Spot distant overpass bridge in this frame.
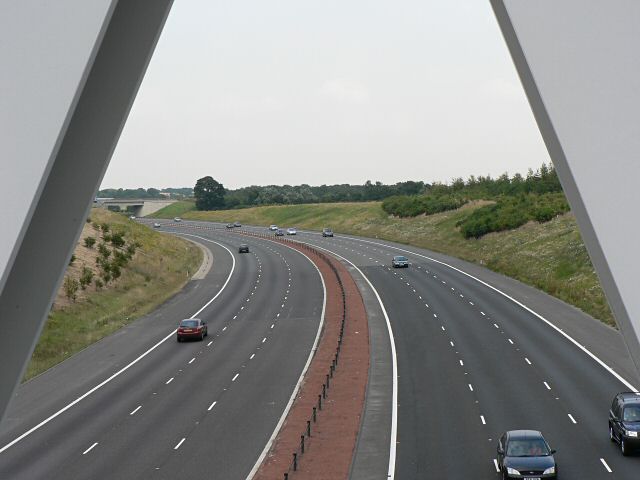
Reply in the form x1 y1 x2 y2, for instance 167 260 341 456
94 198 176 217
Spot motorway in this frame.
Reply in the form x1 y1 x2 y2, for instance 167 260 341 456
0 228 324 479
197 221 640 479
2 219 640 479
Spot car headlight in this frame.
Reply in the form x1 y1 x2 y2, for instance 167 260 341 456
543 466 556 474
506 467 520 475
625 430 638 437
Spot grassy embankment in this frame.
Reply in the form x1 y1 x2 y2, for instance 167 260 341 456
180 202 613 327
151 199 196 219
26 208 202 380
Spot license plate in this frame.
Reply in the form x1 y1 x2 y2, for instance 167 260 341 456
524 477 540 480
183 329 192 332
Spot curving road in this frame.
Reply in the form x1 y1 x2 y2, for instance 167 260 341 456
0 227 324 479
199 221 640 479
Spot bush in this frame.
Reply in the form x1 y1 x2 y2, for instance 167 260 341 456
382 194 466 218
94 278 104 290
84 237 96 249
97 243 111 259
100 223 110 233
63 276 79 302
110 231 126 248
458 193 569 239
79 266 94 290
68 254 76 266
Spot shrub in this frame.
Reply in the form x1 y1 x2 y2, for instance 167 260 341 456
97 243 111 259
63 276 79 302
68 254 76 266
84 237 96 249
79 266 94 290
94 278 104 290
110 231 126 248
100 223 110 233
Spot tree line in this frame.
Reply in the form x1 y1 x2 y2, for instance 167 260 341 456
193 177 428 211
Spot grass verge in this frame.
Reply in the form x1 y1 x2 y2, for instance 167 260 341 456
150 200 196 219
26 209 202 380
181 202 613 327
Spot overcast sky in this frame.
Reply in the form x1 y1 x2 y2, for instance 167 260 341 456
102 0 550 190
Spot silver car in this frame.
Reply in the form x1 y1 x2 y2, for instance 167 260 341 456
392 255 409 268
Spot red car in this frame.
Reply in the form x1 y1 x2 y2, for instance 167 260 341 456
176 318 208 342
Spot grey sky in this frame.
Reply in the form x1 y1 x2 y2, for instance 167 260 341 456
102 0 550 190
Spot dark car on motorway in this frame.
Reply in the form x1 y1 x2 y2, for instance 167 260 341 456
275 229 285 236
392 255 409 268
176 318 208 342
322 228 333 237
497 430 557 478
238 244 249 253
609 392 640 455
226 223 234 229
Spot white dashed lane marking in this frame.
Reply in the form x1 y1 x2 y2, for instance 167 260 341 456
208 401 217 411
129 405 142 416
568 414 577 424
600 458 612 473
166 377 174 385
174 438 186 450
83 442 98 455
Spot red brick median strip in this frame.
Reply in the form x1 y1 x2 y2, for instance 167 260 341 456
244 233 370 480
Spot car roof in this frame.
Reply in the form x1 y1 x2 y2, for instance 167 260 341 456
180 318 200 323
618 392 640 403
394 255 407 259
507 430 544 440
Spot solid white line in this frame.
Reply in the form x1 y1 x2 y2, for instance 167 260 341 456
295 242 399 480
600 458 612 473
493 459 500 472
345 236 638 391
245 242 327 480
568 414 577 424
166 377 174 385
544 381 551 390
232 373 239 382
481 415 486 425
208 401 217 411
83 442 98 455
130 405 142 416
174 438 186 450
0 234 238 456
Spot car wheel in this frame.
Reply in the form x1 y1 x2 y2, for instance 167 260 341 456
200 332 205 341
621 438 629 456
177 337 181 343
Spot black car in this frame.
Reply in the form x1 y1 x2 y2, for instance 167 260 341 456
497 430 557 478
238 244 249 253
226 223 234 229
275 229 284 236
322 228 333 237
609 392 640 455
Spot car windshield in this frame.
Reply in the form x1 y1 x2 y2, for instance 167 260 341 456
180 320 198 328
506 438 550 457
623 405 640 422
395 256 407 261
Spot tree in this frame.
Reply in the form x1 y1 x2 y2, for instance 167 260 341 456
194 176 226 210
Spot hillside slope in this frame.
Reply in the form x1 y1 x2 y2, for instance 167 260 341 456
27 209 202 380
182 202 613 327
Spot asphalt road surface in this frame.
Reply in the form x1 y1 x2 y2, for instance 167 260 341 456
0 227 324 479
203 221 640 479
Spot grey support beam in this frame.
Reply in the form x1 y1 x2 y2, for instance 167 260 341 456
0 0 174 423
491 0 640 377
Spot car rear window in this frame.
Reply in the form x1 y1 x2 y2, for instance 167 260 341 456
180 320 198 328
623 405 640 422
395 256 407 261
